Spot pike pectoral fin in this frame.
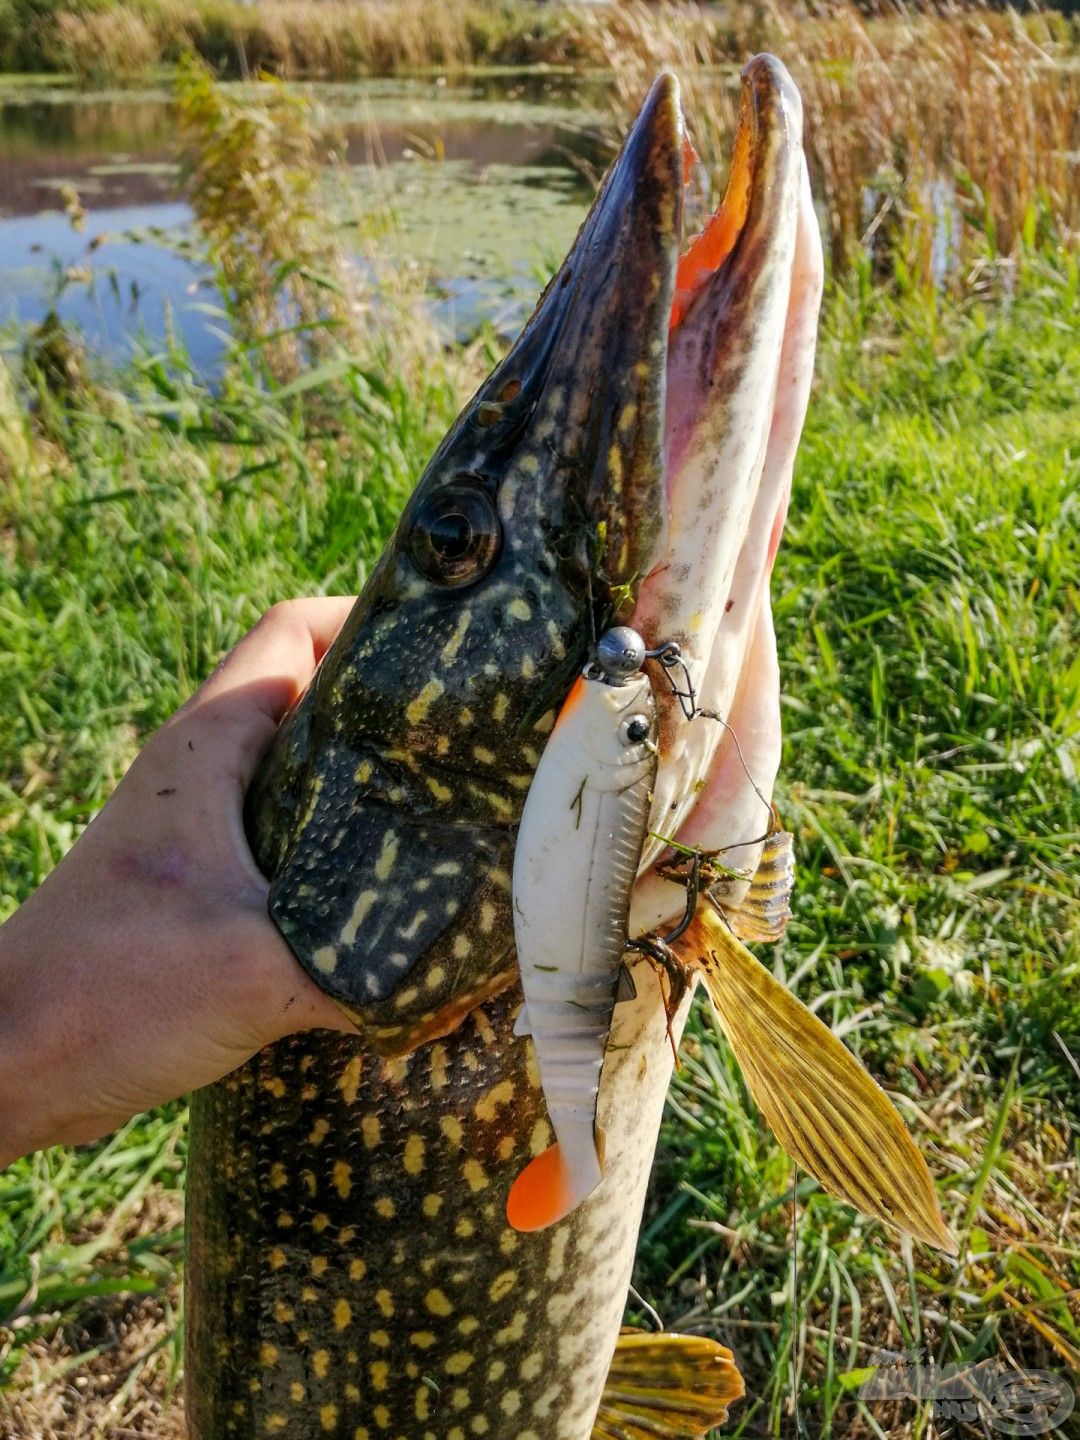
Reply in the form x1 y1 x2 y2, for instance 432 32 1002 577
506 1130 605 1233
592 1330 744 1439
686 906 958 1254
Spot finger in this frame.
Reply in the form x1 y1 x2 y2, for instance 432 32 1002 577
194 597 356 722
151 597 354 795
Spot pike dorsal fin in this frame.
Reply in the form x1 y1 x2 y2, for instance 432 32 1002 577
592 1330 744 1438
715 825 795 943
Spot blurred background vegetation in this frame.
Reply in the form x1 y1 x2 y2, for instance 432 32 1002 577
0 2 1077 1437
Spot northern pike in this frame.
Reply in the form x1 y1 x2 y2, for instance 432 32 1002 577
185 57 952 1440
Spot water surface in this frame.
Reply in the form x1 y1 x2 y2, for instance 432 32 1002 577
0 72 609 370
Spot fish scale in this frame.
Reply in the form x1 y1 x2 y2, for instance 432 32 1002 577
187 978 690 1440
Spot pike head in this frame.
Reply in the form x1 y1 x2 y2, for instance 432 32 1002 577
247 75 684 1053
247 57 824 1052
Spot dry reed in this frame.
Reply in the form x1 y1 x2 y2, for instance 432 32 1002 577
589 1 1079 285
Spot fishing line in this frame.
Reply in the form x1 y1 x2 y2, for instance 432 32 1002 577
645 639 775 823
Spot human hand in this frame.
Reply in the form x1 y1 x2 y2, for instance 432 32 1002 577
0 599 357 1167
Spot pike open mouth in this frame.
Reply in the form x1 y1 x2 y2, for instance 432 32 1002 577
630 55 823 933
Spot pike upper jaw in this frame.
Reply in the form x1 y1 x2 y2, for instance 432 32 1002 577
631 56 824 934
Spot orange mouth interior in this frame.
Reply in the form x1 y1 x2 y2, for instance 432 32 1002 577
669 85 756 330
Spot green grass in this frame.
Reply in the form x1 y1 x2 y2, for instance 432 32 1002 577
632 253 1080 1434
1 245 1078 1433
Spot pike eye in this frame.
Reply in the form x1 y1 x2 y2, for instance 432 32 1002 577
407 481 502 589
622 714 651 745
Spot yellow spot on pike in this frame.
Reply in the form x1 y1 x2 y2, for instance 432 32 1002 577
338 1055 363 1105
290 1382 305 1402
410 1331 437 1349
319 1403 339 1431
474 1078 513 1122
495 1311 527 1345
492 693 509 722
262 1076 286 1100
274 1301 294 1324
472 745 496 765
429 1042 449 1090
488 1270 517 1302
369 1361 389 1391
479 902 497 934
375 830 399 882
349 1257 366 1281
462 1159 489 1192
422 1193 442 1217
333 1160 352 1198
362 1115 381 1148
508 597 531 621
334 1300 352 1331
313 1350 330 1379
529 1119 551 1155
370 1329 389 1347
260 1343 278 1367
426 776 454 803
441 1116 463 1146
373 1407 390 1430
425 1288 453 1316
440 612 472 663
311 1257 328 1277
269 1162 287 1189
501 1392 520 1416
458 1315 480 1336
374 1196 395 1219
309 1117 330 1146
312 945 337 975
404 1134 425 1175
265 1417 287 1433
520 1351 543 1380
340 890 377 947
375 1289 395 1318
407 678 444 726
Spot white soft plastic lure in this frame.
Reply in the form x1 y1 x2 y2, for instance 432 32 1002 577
506 629 658 1233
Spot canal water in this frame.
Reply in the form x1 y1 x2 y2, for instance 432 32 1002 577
0 71 609 373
